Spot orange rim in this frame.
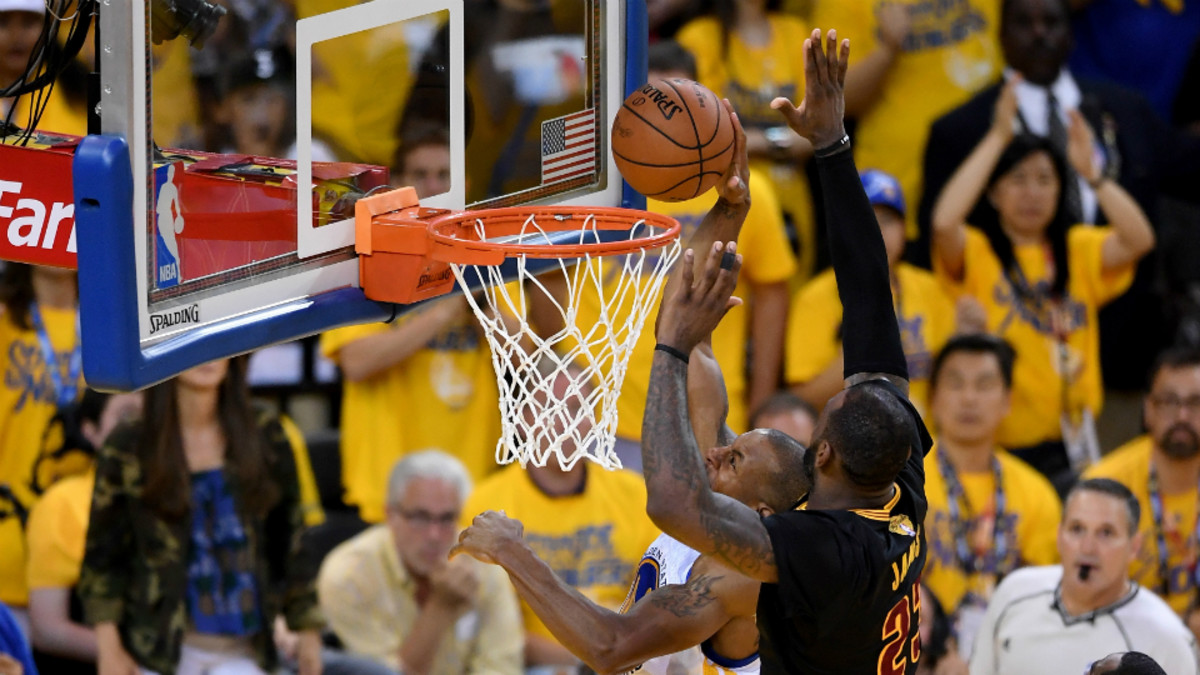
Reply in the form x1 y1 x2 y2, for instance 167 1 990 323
425 206 681 263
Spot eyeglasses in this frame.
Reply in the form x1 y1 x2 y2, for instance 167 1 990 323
1149 394 1200 414
393 508 460 528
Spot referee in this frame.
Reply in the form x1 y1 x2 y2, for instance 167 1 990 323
644 28 932 674
968 479 1198 675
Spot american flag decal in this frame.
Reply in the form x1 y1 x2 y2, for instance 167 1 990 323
541 109 597 184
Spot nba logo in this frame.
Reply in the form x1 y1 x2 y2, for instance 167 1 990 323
154 162 186 289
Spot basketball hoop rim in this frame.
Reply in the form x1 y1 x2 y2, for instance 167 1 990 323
425 205 681 262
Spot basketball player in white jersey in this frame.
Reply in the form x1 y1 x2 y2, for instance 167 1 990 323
453 105 810 673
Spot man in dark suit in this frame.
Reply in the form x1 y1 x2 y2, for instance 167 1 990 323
917 0 1200 392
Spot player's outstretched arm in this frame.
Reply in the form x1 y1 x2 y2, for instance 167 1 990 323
771 29 909 396
451 512 755 675
645 243 779 583
656 100 751 333
688 340 736 451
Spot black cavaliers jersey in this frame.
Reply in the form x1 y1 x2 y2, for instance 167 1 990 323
756 382 931 674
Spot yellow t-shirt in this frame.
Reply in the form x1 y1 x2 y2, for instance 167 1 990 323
322 313 502 523
462 464 659 642
573 170 796 439
298 0 415 165
813 0 1002 239
785 262 954 417
1084 436 1197 615
0 306 84 606
150 39 201 148
4 86 88 137
25 470 93 591
923 446 1061 612
676 15 818 280
935 226 1135 448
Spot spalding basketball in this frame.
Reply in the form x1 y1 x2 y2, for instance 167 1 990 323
611 78 735 202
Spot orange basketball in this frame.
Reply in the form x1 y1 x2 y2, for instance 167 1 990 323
611 78 735 202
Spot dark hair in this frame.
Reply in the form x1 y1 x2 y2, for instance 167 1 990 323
760 429 810 510
1149 346 1200 388
1112 652 1167 675
392 122 451 176
713 0 783 58
930 333 1017 391
749 391 818 431
817 382 913 490
139 357 279 521
0 263 35 330
981 133 1072 301
1067 478 1140 534
647 40 697 80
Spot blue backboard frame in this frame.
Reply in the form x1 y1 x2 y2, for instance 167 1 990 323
75 0 647 391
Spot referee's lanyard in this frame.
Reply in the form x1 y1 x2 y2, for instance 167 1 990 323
1147 465 1200 596
30 303 82 408
939 451 1011 582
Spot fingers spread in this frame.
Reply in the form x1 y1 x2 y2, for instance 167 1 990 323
680 248 696 290
826 29 839 84
702 242 725 290
769 96 795 111
805 34 824 87
838 39 850 84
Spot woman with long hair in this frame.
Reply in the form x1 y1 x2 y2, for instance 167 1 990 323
931 79 1155 489
79 358 323 675
0 262 81 635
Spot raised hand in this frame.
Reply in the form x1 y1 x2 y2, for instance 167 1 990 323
990 77 1019 144
451 510 525 566
769 29 850 149
716 99 750 206
655 241 743 354
1066 108 1101 184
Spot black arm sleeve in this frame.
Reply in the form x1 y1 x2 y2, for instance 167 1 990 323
815 149 908 381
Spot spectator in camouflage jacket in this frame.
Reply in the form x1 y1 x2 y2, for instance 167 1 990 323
78 357 323 675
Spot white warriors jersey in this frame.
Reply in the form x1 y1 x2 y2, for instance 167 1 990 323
620 533 761 675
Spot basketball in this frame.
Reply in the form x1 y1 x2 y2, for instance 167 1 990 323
611 78 735 202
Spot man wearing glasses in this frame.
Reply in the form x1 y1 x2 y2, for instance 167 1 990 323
317 451 522 675
1085 347 1200 643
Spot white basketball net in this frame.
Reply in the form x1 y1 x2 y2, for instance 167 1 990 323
450 212 682 471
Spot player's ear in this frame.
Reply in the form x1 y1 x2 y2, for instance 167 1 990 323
756 502 775 518
814 440 833 469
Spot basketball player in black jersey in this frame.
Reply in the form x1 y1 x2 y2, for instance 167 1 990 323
644 29 932 674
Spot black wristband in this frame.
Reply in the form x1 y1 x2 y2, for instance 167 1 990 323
655 344 690 364
814 133 851 159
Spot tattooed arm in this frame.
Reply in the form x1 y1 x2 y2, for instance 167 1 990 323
451 512 757 675
645 241 780 583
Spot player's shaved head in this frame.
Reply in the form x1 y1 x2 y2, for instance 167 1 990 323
813 381 913 490
760 429 810 510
